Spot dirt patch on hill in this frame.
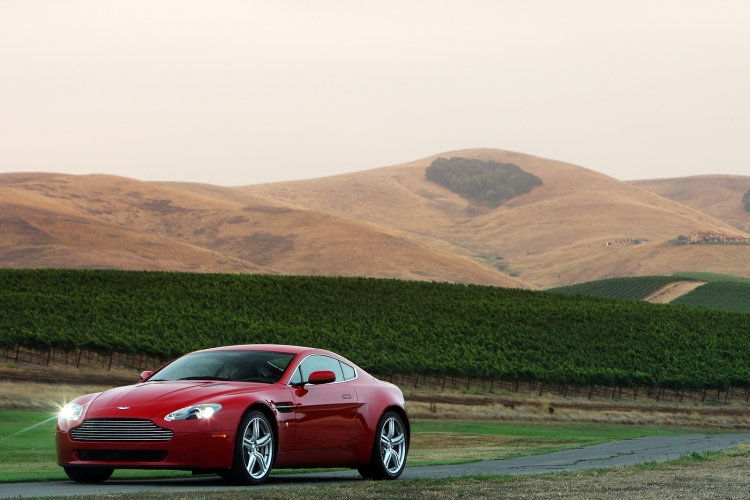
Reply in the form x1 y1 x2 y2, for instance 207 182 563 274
642 280 707 303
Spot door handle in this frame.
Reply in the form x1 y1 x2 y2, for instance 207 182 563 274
342 394 353 399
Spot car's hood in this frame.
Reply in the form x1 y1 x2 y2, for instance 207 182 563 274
85 381 270 417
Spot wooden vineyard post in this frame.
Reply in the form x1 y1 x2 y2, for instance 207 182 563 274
633 384 639 401
466 377 471 391
725 388 730 404
563 386 569 398
656 386 662 402
539 381 545 397
489 377 494 393
14 346 20 364
588 384 594 400
138 354 144 371
702 388 707 403
611 385 616 399
108 354 113 371
441 374 447 390
680 387 686 403
76 349 83 368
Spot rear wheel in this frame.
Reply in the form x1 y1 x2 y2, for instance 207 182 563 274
63 466 113 483
226 410 275 485
358 411 408 480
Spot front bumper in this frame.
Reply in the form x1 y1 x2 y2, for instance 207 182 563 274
56 429 236 470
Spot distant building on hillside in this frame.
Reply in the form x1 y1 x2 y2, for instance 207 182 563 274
633 239 648 245
689 230 750 244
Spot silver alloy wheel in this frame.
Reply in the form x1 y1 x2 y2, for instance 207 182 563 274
242 416 273 480
379 416 406 474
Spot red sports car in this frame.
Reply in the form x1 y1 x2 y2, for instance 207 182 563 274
56 344 409 485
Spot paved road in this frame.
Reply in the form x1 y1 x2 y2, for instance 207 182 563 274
3 434 749 498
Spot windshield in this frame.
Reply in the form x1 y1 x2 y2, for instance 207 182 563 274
149 350 295 384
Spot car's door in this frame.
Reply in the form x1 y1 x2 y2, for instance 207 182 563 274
290 354 359 451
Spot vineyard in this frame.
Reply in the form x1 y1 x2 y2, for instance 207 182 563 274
672 272 750 284
2 269 750 394
549 276 692 300
671 282 750 314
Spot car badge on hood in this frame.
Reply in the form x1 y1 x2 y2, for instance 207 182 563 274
118 407 130 410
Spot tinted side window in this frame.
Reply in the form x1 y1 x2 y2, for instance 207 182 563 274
299 355 344 382
340 361 356 381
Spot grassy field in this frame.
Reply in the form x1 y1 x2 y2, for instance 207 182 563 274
0 409 717 484
14 442 750 499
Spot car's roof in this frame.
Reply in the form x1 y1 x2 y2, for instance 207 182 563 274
199 344 315 356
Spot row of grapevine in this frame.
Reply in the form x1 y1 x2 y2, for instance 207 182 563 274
1 269 749 391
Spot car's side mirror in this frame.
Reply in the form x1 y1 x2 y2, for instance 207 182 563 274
307 370 336 385
140 370 154 382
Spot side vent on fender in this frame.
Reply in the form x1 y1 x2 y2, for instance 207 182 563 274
272 402 295 413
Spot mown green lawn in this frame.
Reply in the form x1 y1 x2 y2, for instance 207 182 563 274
0 409 713 483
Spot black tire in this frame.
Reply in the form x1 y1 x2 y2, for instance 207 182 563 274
226 410 275 486
358 411 408 480
63 466 113 483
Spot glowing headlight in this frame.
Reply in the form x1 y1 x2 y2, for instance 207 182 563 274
59 403 84 421
164 403 222 421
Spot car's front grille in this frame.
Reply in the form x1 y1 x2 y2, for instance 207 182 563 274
70 419 173 442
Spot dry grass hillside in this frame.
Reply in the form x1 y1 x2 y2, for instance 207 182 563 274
0 176 264 274
0 173 528 287
237 149 750 288
631 175 750 233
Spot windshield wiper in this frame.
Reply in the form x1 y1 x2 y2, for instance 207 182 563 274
177 376 231 381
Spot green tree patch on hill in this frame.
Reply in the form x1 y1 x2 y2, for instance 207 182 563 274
743 188 750 212
426 157 543 206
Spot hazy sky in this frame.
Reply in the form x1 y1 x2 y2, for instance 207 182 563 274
1 1 749 186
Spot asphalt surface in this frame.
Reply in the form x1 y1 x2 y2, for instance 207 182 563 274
2 433 750 498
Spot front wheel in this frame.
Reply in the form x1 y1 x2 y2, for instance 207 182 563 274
358 411 408 480
63 466 113 483
226 410 275 485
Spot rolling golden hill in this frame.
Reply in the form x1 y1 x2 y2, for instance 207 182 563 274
0 172 528 287
630 175 750 234
4 149 748 288
236 148 750 287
